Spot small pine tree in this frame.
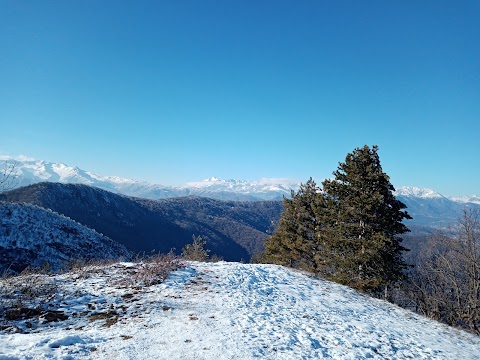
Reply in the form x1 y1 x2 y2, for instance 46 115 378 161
262 178 322 272
182 235 210 261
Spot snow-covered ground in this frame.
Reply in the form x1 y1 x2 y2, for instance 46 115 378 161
1 261 479 359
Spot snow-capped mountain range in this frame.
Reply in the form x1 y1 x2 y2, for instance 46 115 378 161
3 158 299 201
3 157 479 204
2 157 478 203
393 186 446 199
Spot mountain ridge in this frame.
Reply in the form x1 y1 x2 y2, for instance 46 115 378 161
4 158 480 232
1 182 283 264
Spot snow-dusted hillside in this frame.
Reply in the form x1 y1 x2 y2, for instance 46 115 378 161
0 261 479 359
0 202 131 272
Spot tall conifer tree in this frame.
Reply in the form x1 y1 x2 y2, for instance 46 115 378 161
321 145 411 294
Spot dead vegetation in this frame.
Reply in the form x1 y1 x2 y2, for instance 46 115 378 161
0 267 57 314
0 253 183 333
402 209 480 335
113 252 183 288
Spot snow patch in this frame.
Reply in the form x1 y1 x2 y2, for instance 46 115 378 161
48 335 86 348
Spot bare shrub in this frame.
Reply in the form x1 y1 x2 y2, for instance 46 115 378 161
0 160 18 192
0 270 57 322
117 252 183 288
61 257 120 279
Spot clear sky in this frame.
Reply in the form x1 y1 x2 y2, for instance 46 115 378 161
1 1 479 196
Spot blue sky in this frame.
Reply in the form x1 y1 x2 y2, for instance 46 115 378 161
1 1 479 196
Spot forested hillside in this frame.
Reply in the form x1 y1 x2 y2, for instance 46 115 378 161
1 183 282 262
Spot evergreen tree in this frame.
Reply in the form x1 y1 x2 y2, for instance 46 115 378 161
262 178 322 272
321 145 411 294
182 235 210 261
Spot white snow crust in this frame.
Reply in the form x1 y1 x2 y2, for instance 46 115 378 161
1 261 479 359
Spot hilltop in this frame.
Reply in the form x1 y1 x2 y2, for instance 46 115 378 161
1 261 479 359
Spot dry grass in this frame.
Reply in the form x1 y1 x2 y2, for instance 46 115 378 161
60 257 123 280
0 269 58 325
0 253 183 331
117 252 184 288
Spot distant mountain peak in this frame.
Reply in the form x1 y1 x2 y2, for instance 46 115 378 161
205 176 220 182
198 177 246 185
394 186 445 199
